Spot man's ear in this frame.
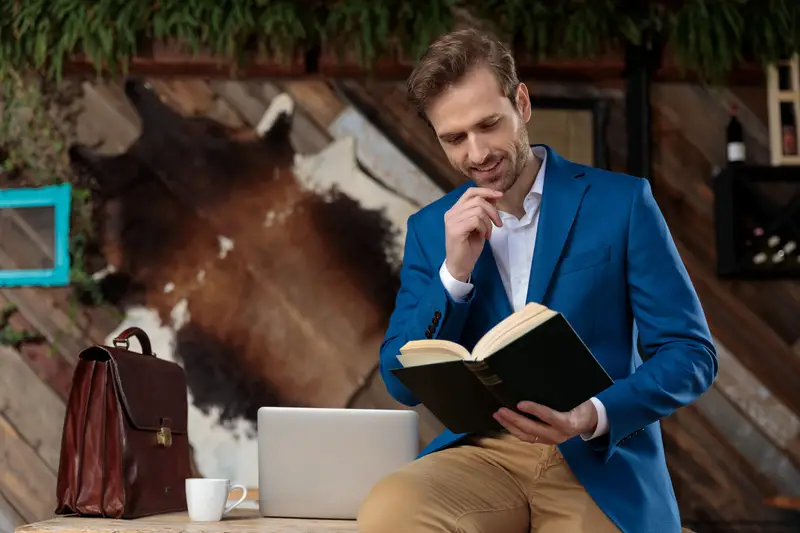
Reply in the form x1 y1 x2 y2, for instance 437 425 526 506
515 83 532 123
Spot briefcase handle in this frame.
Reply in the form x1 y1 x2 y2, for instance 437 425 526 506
112 327 155 356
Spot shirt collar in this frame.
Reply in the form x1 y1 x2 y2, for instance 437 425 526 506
497 146 546 224
519 145 546 216
529 145 546 199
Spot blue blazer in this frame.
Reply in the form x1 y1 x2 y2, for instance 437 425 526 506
379 145 718 533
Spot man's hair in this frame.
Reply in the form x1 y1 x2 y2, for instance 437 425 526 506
406 28 519 122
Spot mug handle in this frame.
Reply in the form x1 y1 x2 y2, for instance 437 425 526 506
224 485 248 515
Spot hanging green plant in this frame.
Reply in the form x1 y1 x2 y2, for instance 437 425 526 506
0 0 799 83
0 0 797 317
0 68 102 304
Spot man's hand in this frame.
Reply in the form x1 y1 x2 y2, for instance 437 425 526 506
444 188 503 282
493 400 598 445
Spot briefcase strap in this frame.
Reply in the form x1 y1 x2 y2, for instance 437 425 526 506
112 327 155 357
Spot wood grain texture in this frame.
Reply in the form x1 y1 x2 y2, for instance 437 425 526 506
661 405 780 522
280 81 345 130
6 75 792 527
712 340 800 467
0 412 57 523
334 80 464 192
208 81 271 129
651 85 800 347
0 287 83 364
327 106 444 209
0 346 66 472
15 510 357 533
764 495 800 510
0 491 24 533
76 82 140 155
0 294 74 402
658 181 800 417
259 83 335 155
692 384 800 493
0 287 118 366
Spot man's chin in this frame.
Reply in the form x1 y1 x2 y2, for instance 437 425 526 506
467 160 510 190
471 173 509 192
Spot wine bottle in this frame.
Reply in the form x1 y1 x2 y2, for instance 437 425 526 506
726 104 746 164
773 239 797 264
748 227 768 265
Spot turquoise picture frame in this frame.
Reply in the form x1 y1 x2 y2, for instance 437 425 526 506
0 183 72 287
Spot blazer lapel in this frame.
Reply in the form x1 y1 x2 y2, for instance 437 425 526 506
526 146 589 305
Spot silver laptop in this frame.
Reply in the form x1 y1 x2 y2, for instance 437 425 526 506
257 406 419 519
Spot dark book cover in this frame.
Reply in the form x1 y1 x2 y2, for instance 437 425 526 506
390 313 614 434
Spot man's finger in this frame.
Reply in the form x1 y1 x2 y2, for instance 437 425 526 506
457 214 492 240
494 410 562 444
517 402 564 428
460 197 503 227
454 203 501 231
455 187 503 206
454 206 494 233
496 408 559 439
495 416 530 442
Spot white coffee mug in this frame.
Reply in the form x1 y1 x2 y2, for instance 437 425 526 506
185 478 248 522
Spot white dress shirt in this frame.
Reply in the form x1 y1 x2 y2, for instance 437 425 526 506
438 146 608 441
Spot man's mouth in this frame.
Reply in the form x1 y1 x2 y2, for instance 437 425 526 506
473 159 501 174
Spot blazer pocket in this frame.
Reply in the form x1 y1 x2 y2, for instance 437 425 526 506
558 245 611 275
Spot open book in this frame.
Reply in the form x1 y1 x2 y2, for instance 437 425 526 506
390 303 613 434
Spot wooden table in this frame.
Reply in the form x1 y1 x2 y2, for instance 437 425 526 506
14 509 358 533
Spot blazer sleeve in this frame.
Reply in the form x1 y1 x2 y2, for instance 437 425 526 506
593 178 718 461
378 213 475 406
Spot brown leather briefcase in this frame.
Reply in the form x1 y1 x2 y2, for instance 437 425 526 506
55 326 192 518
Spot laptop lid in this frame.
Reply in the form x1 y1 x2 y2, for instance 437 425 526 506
257 407 419 519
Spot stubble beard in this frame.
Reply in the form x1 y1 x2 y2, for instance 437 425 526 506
493 131 531 193
452 125 531 192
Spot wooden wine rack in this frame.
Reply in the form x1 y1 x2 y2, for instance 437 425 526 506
714 164 800 279
766 54 800 166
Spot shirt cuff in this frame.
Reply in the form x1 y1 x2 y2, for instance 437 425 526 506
439 260 473 302
580 397 609 441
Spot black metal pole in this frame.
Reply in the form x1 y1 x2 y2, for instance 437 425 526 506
625 39 660 362
624 42 659 183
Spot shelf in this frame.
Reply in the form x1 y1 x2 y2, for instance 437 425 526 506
775 155 800 166
714 165 800 279
777 92 800 101
767 55 800 166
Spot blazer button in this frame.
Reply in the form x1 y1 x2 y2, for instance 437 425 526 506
432 316 439 326
424 331 432 339
434 310 441 319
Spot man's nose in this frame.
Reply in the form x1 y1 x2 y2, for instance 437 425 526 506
467 137 490 165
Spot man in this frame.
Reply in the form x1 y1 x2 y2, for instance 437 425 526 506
358 28 717 533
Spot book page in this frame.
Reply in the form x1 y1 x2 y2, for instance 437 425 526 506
472 303 556 360
397 339 472 367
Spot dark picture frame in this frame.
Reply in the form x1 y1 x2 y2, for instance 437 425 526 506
528 97 610 170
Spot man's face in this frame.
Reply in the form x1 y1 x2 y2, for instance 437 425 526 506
426 65 532 192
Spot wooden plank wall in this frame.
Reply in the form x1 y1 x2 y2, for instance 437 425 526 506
2 74 797 528
0 239 118 531
1 77 447 527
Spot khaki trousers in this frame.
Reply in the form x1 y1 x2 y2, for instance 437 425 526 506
357 432 622 533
